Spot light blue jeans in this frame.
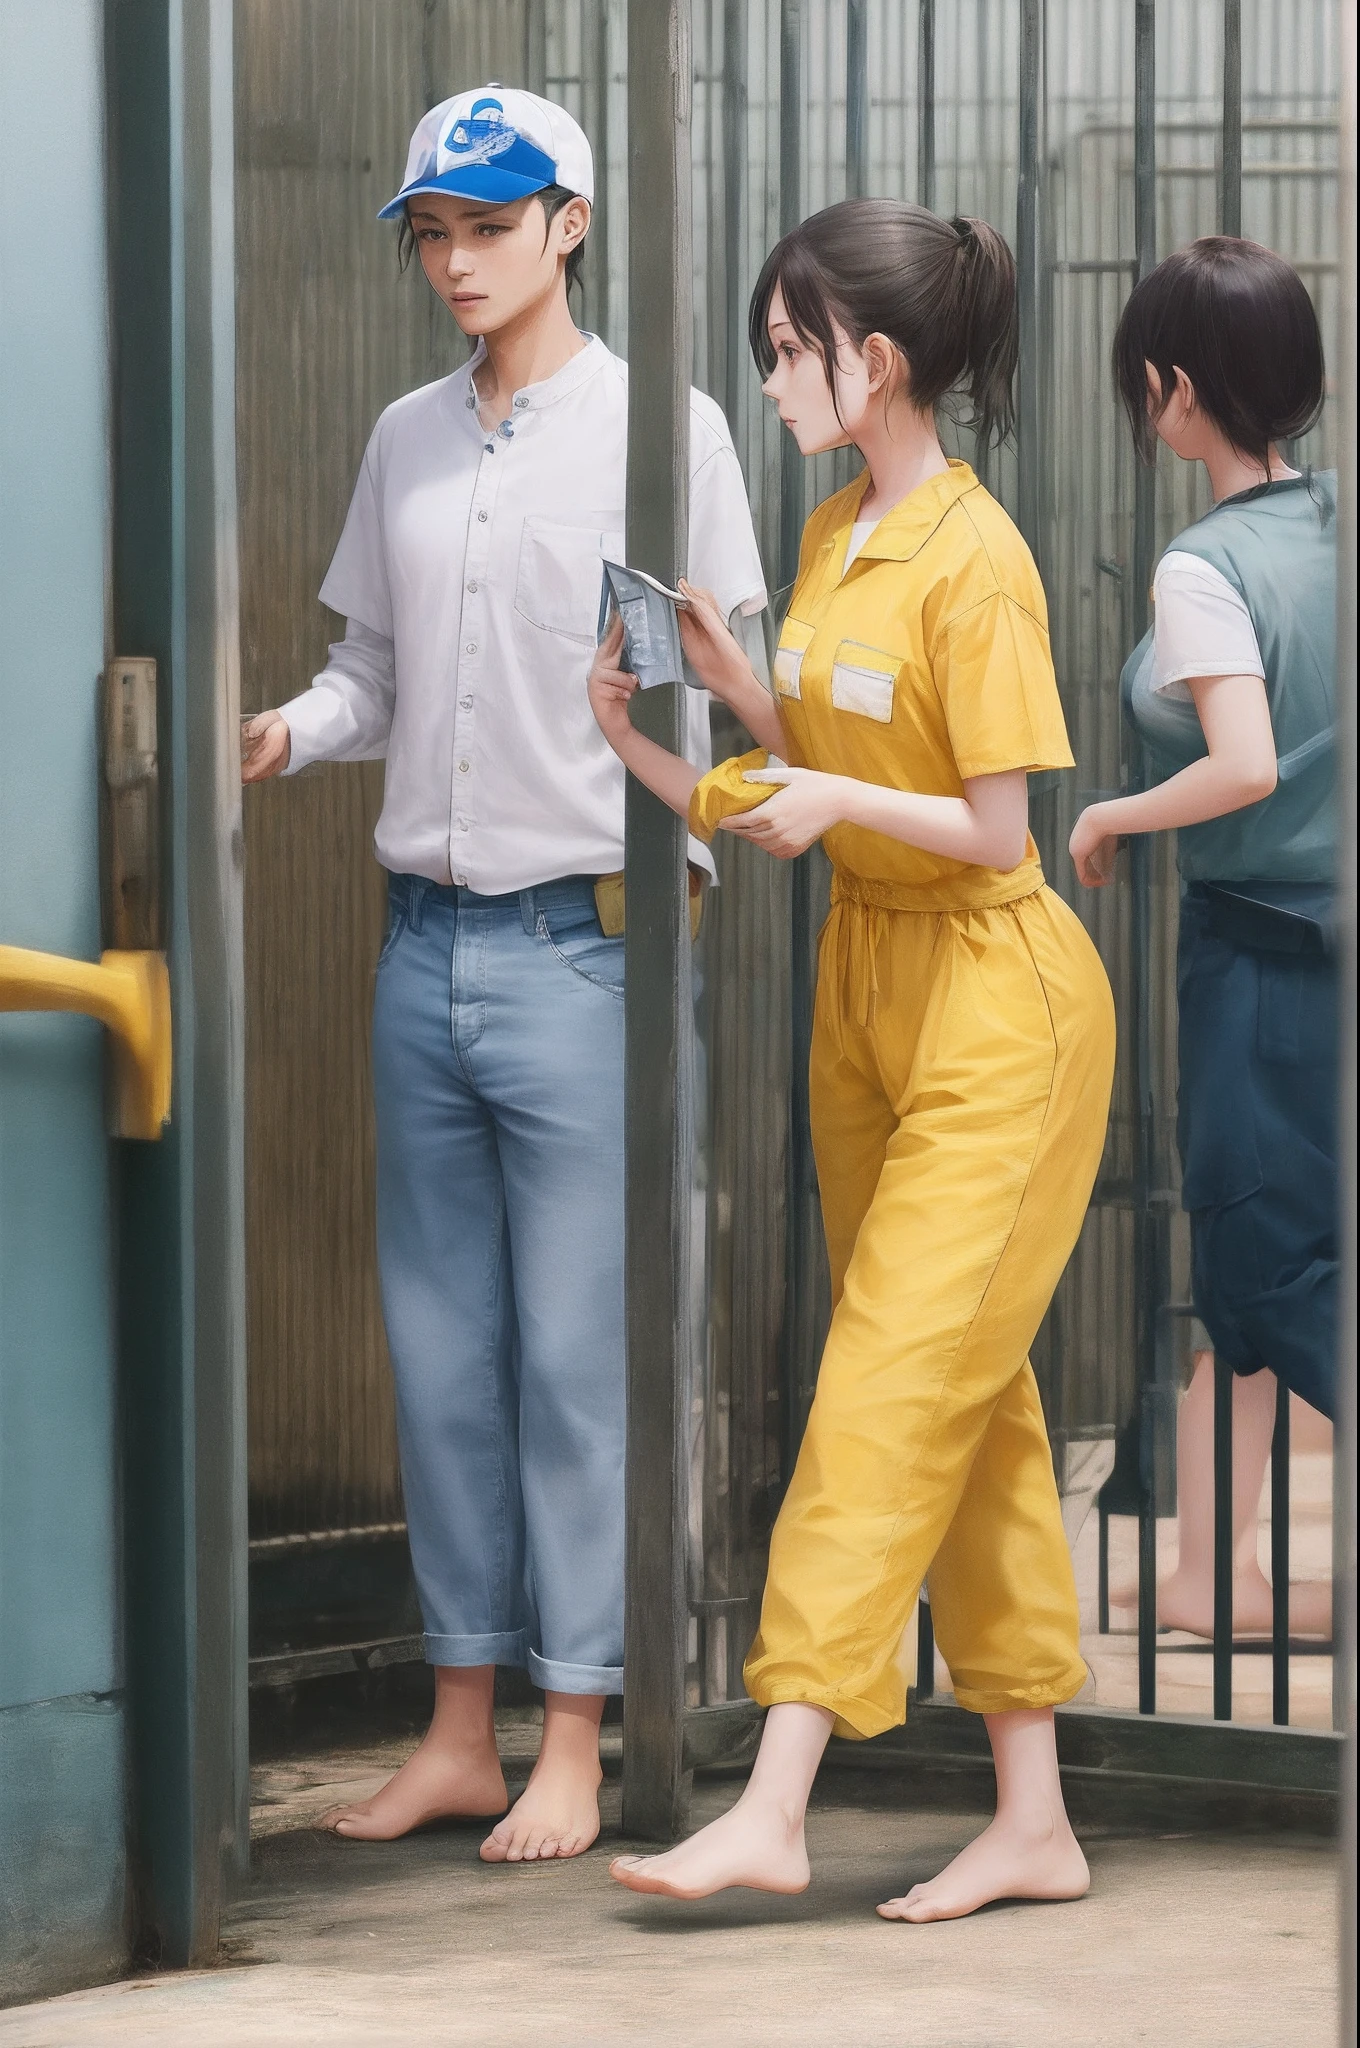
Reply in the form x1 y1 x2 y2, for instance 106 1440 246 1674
372 872 625 1693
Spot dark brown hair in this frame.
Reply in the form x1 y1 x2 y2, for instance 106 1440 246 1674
397 184 587 294
1113 237 1325 469
748 198 1019 445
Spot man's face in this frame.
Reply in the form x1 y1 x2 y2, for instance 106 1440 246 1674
408 190 590 337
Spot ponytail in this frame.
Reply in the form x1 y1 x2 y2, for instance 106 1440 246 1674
948 216 1018 446
749 198 1019 447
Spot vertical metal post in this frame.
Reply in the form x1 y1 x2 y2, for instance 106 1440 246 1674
1015 0 1042 557
1131 0 1160 1719
778 0 803 589
1221 0 1242 239
621 0 695 1845
845 0 868 201
1271 1376 1291 1725
722 0 748 426
1212 1356 1234 1719
1334 4 1356 2035
915 1600 936 1700
917 0 935 212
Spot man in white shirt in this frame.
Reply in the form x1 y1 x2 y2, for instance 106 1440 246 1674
243 87 766 1861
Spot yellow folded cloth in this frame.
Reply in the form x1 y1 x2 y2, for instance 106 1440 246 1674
687 749 788 844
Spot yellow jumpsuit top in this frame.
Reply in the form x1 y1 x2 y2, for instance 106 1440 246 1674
692 462 1117 1740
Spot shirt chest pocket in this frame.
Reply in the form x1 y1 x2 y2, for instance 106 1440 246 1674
515 514 625 645
830 640 901 724
773 616 815 700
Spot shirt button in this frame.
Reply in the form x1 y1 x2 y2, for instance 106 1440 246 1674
457 817 469 831
467 580 478 594
477 510 488 523
453 873 467 885
458 760 470 774
513 394 529 409
460 696 473 709
465 642 477 655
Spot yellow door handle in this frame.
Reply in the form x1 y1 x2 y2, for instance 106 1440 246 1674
0 945 172 1140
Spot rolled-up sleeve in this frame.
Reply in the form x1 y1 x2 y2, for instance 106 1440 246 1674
279 619 396 771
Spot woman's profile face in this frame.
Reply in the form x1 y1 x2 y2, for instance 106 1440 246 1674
761 283 867 454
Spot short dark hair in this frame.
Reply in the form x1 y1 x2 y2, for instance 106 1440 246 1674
396 184 588 296
1113 237 1325 469
748 198 1018 447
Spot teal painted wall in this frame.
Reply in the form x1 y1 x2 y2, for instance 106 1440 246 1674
0 0 130 1999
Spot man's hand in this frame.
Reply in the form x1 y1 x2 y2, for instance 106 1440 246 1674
1069 803 1120 888
242 710 292 783
587 614 640 752
721 763 849 859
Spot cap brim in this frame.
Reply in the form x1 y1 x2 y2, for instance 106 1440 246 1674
378 164 564 220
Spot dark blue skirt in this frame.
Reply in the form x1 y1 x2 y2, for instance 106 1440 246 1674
1176 881 1338 1419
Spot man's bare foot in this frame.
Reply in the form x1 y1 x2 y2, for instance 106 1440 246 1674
877 1810 1089 1924
481 1690 608 1863
325 1738 507 1841
610 1795 810 1900
480 1754 602 1863
1112 1567 1333 1637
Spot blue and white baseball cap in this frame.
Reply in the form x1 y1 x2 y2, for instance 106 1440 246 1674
379 86 594 219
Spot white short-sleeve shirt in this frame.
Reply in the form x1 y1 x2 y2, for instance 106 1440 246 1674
279 333 767 892
1149 550 1265 701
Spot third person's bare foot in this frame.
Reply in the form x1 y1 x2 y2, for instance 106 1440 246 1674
1112 1566 1333 1638
877 1810 1090 1923
610 1795 810 1900
325 1738 507 1841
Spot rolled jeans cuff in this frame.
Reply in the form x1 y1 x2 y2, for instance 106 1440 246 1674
528 1649 624 1696
424 1628 527 1669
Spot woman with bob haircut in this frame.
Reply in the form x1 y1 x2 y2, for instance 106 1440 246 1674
1069 237 1337 1632
588 198 1115 1920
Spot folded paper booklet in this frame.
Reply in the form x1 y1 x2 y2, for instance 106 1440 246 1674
598 561 704 690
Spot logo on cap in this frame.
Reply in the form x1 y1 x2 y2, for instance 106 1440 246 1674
444 97 519 167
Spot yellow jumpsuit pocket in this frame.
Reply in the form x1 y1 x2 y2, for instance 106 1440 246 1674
773 616 815 700
830 641 900 723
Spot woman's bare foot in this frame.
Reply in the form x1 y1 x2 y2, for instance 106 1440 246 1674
1112 1567 1333 1638
877 1809 1089 1924
610 1794 811 1900
481 1689 606 1864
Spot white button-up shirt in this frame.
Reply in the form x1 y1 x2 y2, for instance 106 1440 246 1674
280 334 767 893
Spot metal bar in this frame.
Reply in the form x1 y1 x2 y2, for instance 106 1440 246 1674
915 1598 936 1701
778 0 803 590
722 0 748 424
845 0 868 201
1220 0 1242 238
621 0 695 1845
917 0 935 211
1213 1356 1234 1720
1334 5 1357 2034
1131 0 1159 1721
1272 1375 1291 1726
1015 0 1042 557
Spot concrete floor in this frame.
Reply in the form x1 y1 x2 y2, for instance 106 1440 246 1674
0 1721 1340 2048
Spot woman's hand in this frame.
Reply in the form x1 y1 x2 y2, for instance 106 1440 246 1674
588 613 640 751
1069 803 1120 888
242 710 291 782
676 581 756 706
722 764 850 859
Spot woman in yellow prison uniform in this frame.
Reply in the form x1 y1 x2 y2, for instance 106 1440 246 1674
592 197 1115 1923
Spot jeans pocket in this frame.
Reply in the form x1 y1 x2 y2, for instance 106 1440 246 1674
535 909 625 996
377 896 407 969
